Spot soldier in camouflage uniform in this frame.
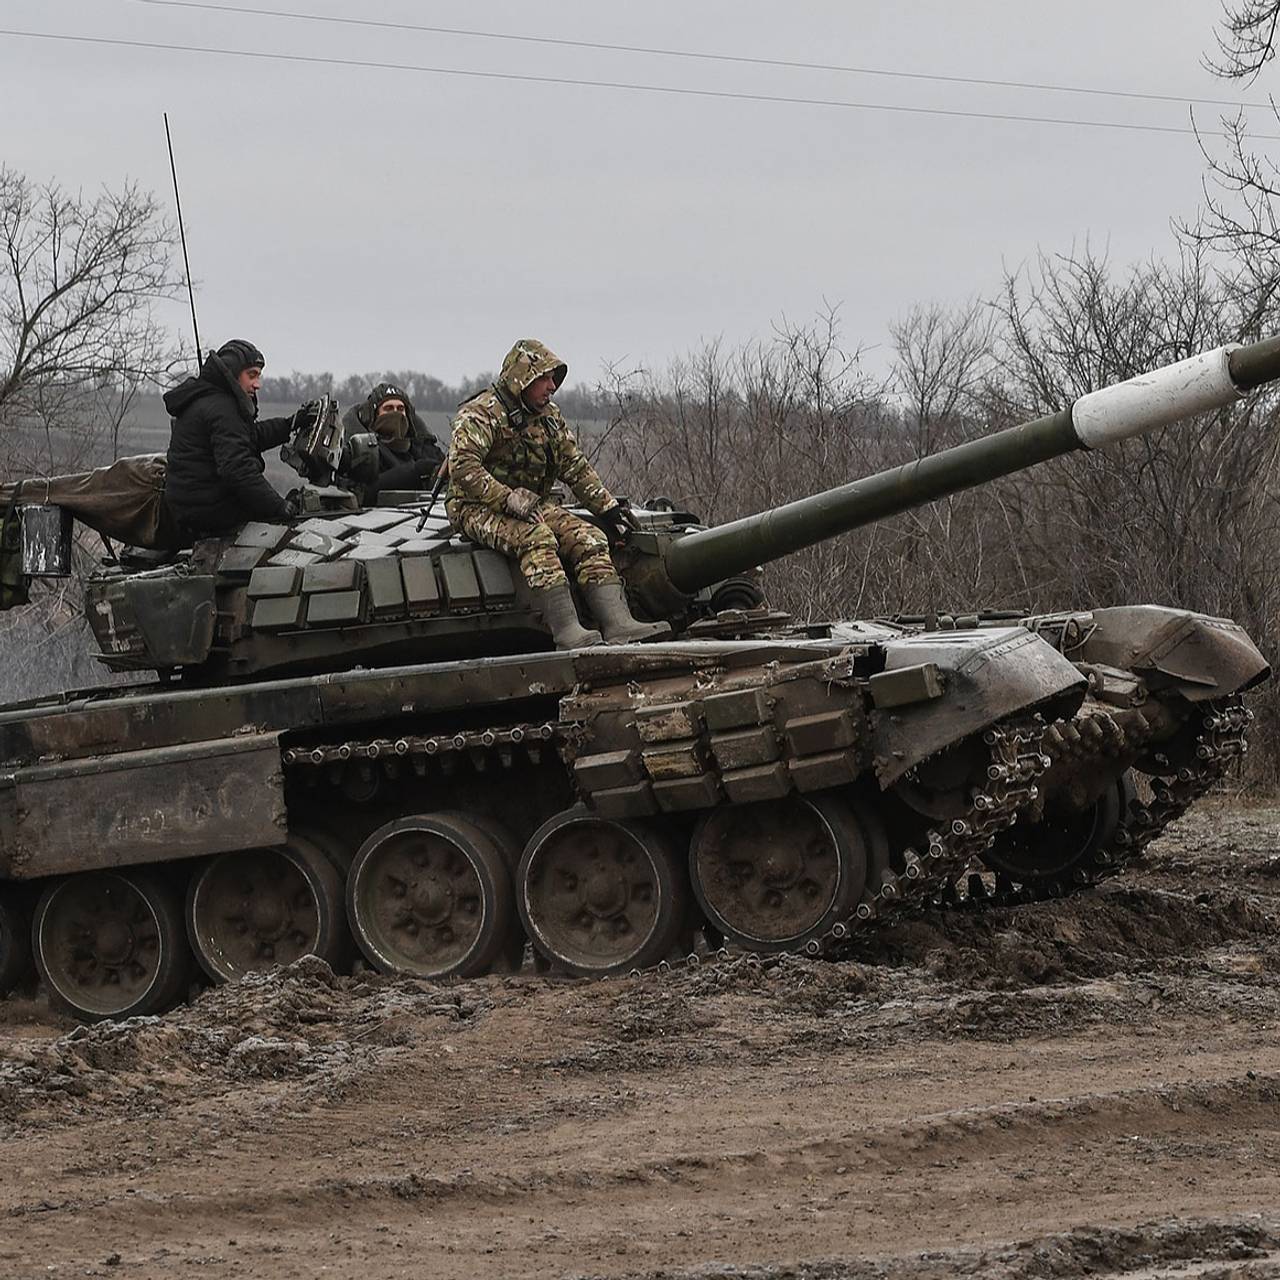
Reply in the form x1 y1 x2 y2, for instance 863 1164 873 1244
447 338 669 649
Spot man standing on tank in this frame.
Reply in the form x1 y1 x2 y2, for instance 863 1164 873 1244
163 339 301 541
446 338 669 649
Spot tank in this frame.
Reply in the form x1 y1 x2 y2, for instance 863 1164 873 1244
0 339 1271 1020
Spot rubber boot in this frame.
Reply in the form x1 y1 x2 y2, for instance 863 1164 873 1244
534 583 604 650
583 582 673 644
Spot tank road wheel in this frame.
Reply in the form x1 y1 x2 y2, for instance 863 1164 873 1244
689 793 868 954
517 807 688 977
33 870 189 1021
981 771 1135 894
0 890 34 994
346 813 513 979
186 836 347 983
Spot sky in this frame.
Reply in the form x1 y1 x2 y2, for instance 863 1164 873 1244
0 0 1270 387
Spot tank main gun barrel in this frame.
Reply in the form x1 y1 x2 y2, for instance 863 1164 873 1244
664 336 1280 594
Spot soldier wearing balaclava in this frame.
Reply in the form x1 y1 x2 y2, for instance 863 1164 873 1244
340 382 444 498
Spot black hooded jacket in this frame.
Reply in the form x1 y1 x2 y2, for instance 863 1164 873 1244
163 352 294 533
341 384 445 495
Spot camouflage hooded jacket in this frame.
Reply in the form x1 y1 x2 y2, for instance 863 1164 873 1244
446 338 614 515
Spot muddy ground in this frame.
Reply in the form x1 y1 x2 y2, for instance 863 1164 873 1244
2 803 1280 1279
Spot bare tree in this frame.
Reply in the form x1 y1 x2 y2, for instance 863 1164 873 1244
0 167 182 477
1183 4 1280 349
1205 0 1280 80
0 168 181 699
595 309 884 621
985 247 1273 597
890 300 993 453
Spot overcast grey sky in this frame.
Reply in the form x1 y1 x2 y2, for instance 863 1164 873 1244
0 1 1268 386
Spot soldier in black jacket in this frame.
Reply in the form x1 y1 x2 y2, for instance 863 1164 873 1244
341 382 445 499
163 339 302 539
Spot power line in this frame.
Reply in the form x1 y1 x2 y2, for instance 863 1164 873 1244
2 26 1276 140
133 0 1273 115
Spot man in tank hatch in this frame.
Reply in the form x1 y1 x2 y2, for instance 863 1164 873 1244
163 339 305 541
340 381 444 500
446 337 670 649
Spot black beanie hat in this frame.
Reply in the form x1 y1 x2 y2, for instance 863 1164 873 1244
216 338 266 377
370 382 408 413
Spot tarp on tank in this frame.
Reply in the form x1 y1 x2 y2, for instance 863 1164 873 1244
0 453 173 550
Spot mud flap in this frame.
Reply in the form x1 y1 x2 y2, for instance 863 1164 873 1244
1 733 287 879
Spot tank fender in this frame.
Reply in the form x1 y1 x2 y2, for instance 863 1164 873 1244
1064 606 1270 702
129 573 218 666
88 572 217 668
872 627 1085 785
0 733 286 879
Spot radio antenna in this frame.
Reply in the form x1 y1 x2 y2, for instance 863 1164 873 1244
163 111 202 363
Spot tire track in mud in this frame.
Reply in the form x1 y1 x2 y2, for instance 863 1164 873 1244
9 1070 1280 1228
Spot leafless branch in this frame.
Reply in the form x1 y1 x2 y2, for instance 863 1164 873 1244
1206 0 1280 82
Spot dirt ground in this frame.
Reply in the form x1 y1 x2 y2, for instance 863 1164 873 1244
3 803 1280 1280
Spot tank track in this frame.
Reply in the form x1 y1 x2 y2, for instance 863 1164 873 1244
283 716 1052 965
977 698 1253 908
283 722 573 777
811 718 1050 956
1108 699 1252 867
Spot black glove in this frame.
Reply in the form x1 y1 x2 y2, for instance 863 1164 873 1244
283 490 303 519
598 502 639 541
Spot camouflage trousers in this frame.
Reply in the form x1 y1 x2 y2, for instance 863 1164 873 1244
448 499 618 591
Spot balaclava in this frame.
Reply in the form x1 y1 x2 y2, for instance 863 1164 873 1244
370 383 411 454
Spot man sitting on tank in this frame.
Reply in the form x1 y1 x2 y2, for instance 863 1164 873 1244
340 381 444 500
446 337 669 649
163 339 304 541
